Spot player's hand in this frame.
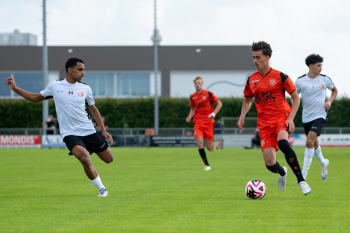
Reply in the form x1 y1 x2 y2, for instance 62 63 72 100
324 101 331 110
237 118 245 131
6 77 17 90
102 131 114 145
208 112 216 119
285 118 295 133
186 116 191 123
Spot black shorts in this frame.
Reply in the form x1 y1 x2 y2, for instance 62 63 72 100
303 118 327 136
63 133 109 155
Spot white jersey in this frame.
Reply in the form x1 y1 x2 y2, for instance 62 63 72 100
40 78 97 138
295 74 334 123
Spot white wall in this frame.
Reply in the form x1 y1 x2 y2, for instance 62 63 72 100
170 70 255 97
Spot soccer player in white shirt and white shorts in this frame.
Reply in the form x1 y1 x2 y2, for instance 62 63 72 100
6 58 114 197
295 54 338 180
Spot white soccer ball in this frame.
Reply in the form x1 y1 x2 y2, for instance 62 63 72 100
245 180 266 199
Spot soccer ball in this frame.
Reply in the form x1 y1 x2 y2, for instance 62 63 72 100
245 180 266 199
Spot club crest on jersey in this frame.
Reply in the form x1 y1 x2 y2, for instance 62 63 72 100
202 96 206 100
78 91 84 97
319 84 324 89
270 79 276 86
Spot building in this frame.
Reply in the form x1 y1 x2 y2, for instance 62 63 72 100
0 30 37 46
0 45 255 98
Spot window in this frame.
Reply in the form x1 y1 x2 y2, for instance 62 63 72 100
0 73 11 97
82 72 114 97
118 73 150 97
13 73 43 97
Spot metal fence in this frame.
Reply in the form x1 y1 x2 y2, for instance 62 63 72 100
1 127 350 135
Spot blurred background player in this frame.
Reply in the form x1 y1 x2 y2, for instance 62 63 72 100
295 54 338 180
244 128 260 149
186 76 222 170
42 114 55 134
6 57 114 197
237 41 311 195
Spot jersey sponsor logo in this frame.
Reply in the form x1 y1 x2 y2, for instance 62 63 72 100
251 80 260 83
57 90 63 93
319 84 324 89
78 91 84 97
193 96 197 99
68 91 73 95
270 79 276 86
254 92 276 104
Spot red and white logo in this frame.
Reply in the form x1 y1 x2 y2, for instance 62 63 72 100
78 91 84 97
319 84 324 89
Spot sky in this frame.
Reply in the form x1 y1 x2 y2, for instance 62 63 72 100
1 0 349 97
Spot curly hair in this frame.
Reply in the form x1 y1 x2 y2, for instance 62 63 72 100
305 54 323 67
250 41 272 58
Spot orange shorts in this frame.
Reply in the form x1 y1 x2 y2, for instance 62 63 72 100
194 124 214 141
259 117 289 152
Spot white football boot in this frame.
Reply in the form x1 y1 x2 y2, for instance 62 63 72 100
298 181 311 195
204 166 212 171
321 159 329 179
98 188 108 197
278 166 287 191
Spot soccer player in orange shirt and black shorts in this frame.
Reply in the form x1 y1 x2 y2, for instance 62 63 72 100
237 41 311 195
186 76 222 171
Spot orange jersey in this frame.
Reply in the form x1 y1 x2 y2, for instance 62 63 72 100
244 68 296 129
190 89 219 125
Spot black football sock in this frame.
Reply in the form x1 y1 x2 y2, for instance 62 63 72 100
198 148 209 166
278 140 305 183
266 161 286 176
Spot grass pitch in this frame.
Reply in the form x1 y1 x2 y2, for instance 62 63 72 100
0 147 349 232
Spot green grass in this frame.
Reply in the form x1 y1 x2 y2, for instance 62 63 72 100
0 147 349 232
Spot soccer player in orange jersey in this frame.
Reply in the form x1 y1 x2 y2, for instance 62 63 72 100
237 41 311 195
186 76 222 171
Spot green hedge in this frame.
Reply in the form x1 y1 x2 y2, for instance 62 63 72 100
0 97 349 128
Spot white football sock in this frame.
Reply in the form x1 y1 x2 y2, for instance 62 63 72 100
303 148 314 172
90 175 105 191
314 145 325 167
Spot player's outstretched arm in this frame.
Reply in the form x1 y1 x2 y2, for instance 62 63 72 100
324 85 338 110
88 105 113 145
209 99 223 119
186 108 195 123
237 97 253 131
286 91 300 133
6 77 45 102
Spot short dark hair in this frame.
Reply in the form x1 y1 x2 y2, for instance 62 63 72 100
65 58 84 73
250 41 272 58
305 54 323 67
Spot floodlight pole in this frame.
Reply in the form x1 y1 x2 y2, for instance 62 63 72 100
42 0 49 135
153 0 159 135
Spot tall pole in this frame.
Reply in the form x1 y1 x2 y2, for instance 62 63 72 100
42 0 49 134
153 0 159 135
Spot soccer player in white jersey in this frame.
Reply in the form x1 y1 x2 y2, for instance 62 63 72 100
6 58 113 197
295 54 338 180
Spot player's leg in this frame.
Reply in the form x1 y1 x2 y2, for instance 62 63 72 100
303 130 318 179
71 145 98 180
260 128 287 191
96 147 114 164
205 124 214 152
196 136 210 170
314 140 329 179
277 130 311 195
263 147 287 191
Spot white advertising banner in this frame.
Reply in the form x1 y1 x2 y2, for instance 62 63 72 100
0 135 41 148
42 135 66 148
214 134 350 148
